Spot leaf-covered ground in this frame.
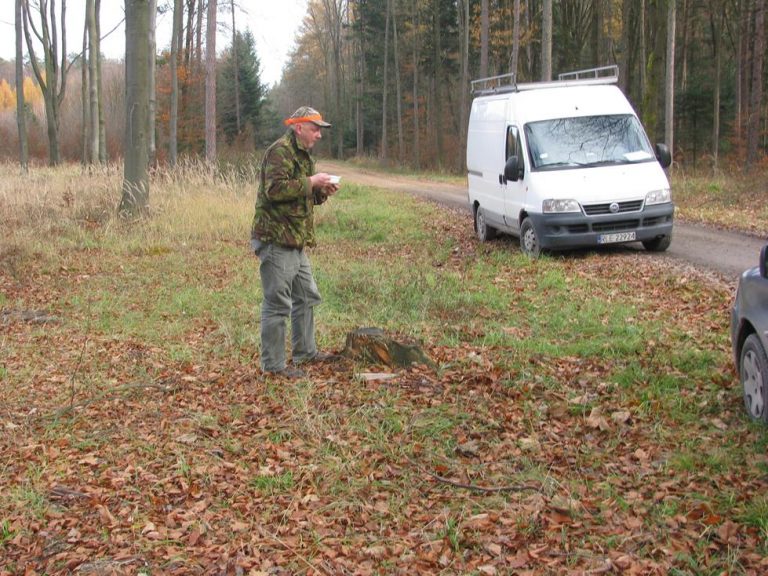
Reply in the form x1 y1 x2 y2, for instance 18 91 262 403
1 168 767 575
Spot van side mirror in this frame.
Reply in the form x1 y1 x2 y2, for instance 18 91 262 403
655 143 671 169
504 156 523 182
761 244 768 279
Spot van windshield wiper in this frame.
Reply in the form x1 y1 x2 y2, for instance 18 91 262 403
537 160 586 169
584 158 632 167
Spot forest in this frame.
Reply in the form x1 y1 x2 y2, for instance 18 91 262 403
1 0 766 175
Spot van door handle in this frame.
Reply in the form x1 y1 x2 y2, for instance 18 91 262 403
498 174 505 184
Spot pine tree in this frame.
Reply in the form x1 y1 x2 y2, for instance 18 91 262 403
217 31 266 145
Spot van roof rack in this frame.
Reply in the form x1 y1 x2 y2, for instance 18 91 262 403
470 73 518 96
471 65 618 96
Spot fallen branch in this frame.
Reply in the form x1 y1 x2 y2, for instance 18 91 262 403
405 455 542 494
426 469 542 494
50 381 177 420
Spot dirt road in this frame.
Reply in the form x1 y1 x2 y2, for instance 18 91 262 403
321 160 764 282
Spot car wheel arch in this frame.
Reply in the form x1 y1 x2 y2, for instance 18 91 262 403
735 320 757 364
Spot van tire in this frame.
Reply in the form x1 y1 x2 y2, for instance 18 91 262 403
642 235 672 252
475 206 497 242
520 218 541 258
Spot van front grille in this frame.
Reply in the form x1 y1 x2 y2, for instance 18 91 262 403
592 220 640 232
583 200 643 215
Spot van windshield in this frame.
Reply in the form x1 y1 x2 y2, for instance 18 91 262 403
524 114 655 170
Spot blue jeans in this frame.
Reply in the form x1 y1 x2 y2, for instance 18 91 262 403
254 242 322 371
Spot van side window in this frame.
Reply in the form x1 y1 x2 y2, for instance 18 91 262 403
506 126 523 169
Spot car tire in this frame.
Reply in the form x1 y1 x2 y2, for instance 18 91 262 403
475 206 497 242
642 234 672 252
740 334 768 423
520 217 541 258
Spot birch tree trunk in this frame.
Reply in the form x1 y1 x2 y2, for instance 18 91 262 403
15 0 28 172
121 0 151 217
205 0 217 164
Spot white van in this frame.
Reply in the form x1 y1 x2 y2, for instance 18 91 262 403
466 66 673 257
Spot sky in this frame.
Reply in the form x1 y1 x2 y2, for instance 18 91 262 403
0 0 309 86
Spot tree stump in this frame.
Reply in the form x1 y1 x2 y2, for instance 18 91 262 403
342 327 434 368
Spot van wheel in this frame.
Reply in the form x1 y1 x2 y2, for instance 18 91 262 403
520 218 541 258
642 235 672 252
475 206 497 242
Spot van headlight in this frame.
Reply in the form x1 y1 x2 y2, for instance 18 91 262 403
645 188 671 205
543 199 580 213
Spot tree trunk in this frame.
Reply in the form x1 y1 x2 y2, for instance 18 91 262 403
480 0 488 78
148 0 157 164
458 0 469 169
511 0 521 76
354 0 364 156
121 0 151 217
87 0 99 164
411 0 420 168
15 0 28 172
665 0 675 158
96 0 106 163
205 0 217 164
81 22 89 164
231 0 241 135
710 0 722 171
541 0 553 80
679 0 690 92
380 0 391 161
21 0 68 165
432 0 443 167
170 0 182 165
196 0 204 66
639 0 647 105
619 0 631 93
392 0 404 161
746 0 765 167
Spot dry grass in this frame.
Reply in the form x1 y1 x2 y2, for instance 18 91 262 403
671 167 768 237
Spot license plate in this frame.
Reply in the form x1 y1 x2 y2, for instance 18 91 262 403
598 231 636 244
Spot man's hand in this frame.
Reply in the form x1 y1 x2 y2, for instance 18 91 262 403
310 172 333 189
310 172 340 196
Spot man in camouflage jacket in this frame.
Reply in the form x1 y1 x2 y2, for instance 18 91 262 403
251 106 339 378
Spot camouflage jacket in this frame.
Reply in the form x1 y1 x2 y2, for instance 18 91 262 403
251 130 328 249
